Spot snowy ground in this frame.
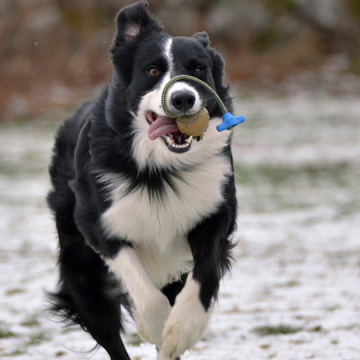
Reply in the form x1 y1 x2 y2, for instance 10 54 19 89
1 95 360 360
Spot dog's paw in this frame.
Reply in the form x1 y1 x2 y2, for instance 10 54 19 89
135 291 172 348
157 350 181 360
162 275 210 359
157 349 170 360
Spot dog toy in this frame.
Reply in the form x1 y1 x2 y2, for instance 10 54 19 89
161 75 245 141
174 108 210 137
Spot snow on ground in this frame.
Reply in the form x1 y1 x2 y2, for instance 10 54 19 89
1 95 359 359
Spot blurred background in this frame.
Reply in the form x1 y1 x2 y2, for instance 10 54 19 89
1 1 360 359
1 0 360 120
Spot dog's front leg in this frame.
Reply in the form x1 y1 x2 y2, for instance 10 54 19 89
159 271 211 360
106 246 172 348
160 208 234 360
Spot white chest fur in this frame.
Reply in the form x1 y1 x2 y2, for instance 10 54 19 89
101 155 230 251
100 153 231 287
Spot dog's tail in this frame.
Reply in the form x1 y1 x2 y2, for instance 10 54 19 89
46 229 130 333
46 225 131 358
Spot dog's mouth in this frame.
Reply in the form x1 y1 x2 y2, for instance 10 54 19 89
146 111 192 153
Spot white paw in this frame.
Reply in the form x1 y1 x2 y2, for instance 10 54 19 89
135 291 172 348
157 349 170 360
162 274 210 359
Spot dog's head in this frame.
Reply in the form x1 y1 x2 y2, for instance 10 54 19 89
108 1 233 168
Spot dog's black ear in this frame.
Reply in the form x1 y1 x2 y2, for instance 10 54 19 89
208 47 233 115
192 31 210 48
114 1 162 45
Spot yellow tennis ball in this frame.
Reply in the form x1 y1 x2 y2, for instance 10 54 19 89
176 108 210 137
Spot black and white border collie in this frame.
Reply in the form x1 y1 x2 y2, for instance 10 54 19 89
47 2 237 359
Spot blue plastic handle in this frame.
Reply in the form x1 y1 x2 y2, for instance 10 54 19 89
216 113 245 132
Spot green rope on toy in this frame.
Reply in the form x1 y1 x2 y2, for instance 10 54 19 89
161 75 245 142
161 75 228 119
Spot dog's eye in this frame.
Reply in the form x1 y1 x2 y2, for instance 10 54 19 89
195 66 203 73
147 66 160 76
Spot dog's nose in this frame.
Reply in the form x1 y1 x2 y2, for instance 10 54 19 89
171 91 196 113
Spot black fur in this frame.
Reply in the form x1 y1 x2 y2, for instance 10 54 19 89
47 2 237 359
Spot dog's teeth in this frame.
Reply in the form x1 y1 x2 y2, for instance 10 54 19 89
172 143 186 149
166 136 191 149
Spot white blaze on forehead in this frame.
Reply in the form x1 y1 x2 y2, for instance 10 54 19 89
153 37 173 96
162 37 202 114
163 37 174 76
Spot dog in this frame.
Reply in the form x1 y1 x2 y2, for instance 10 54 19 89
47 2 237 359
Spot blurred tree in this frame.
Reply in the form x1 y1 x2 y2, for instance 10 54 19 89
0 0 360 121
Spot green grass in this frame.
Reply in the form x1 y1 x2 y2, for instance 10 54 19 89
234 161 355 188
21 315 40 328
2 349 26 357
27 331 48 346
127 333 143 346
234 160 360 213
253 325 302 336
335 199 360 218
0 329 16 339
275 280 301 288
6 288 26 296
0 154 47 177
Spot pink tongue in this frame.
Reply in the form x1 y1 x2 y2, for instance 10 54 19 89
148 116 179 141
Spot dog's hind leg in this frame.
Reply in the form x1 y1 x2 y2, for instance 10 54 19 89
49 228 131 360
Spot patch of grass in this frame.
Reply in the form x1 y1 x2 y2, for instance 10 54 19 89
275 280 301 288
6 288 26 296
21 315 40 328
2 349 26 356
285 280 301 287
27 331 48 346
0 329 16 338
326 249 360 267
127 333 143 346
335 200 360 218
234 161 355 188
61 327 78 334
234 161 359 212
0 156 46 177
325 305 341 312
55 351 66 357
254 325 302 336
